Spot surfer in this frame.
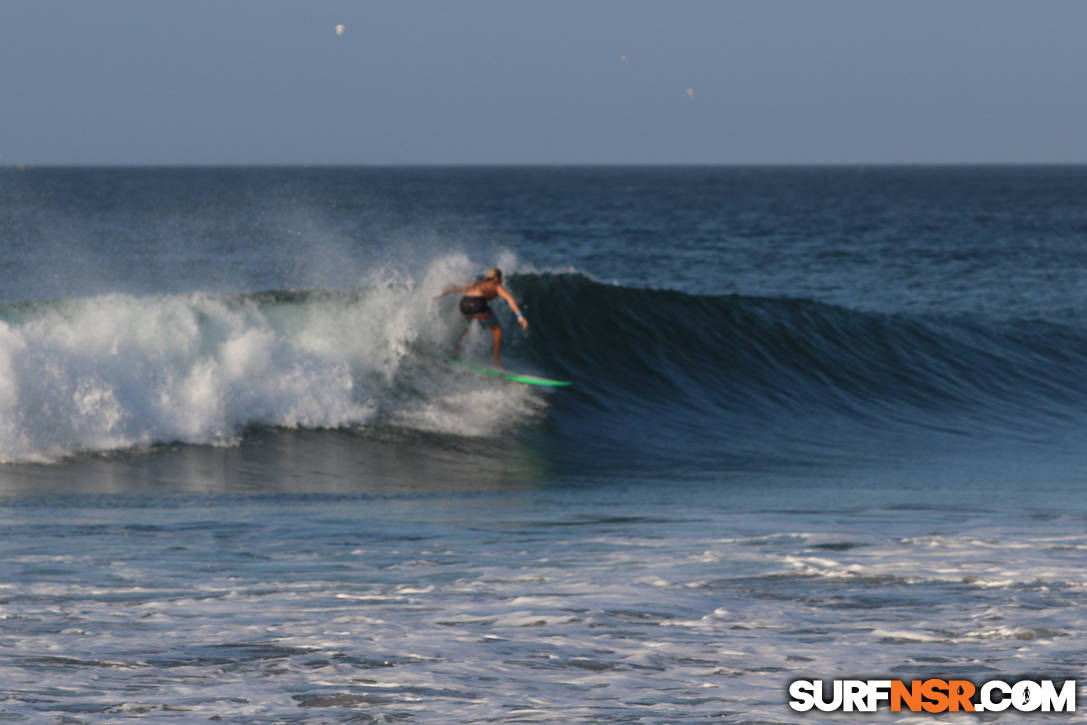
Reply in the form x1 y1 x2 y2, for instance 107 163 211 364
438 267 528 367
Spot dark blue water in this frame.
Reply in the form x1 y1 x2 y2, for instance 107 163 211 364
0 167 1084 722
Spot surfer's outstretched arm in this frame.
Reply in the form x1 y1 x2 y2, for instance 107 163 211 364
436 284 467 299
496 285 528 330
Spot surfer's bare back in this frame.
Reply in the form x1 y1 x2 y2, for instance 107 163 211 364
438 267 528 367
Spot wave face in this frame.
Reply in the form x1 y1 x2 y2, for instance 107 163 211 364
1 272 1085 467
516 273 1087 472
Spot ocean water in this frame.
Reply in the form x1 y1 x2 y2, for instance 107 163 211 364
0 166 1085 722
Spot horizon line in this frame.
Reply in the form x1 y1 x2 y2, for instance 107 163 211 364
6 161 1087 170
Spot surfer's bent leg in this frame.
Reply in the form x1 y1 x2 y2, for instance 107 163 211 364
471 311 502 367
491 325 503 367
453 323 470 358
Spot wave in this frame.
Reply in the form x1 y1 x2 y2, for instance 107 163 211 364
522 273 1087 416
1 270 1084 466
0 281 543 463
515 273 1087 470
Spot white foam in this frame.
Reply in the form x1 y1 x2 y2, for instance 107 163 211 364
5 499 1087 723
0 255 544 462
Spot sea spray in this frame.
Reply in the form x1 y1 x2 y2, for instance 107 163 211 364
0 262 544 463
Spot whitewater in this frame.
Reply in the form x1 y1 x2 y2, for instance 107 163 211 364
0 253 554 462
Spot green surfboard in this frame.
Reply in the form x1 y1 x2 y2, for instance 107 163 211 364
449 359 572 387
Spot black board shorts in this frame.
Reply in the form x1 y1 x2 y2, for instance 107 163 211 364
459 296 498 327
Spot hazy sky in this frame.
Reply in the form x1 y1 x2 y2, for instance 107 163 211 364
3 0 1085 165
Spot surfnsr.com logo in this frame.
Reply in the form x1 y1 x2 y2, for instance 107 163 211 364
788 679 1076 713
